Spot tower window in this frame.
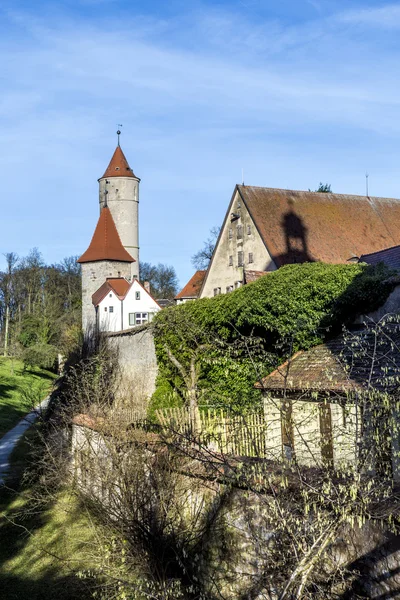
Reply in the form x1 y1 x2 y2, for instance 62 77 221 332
115 167 120 171
248 252 254 264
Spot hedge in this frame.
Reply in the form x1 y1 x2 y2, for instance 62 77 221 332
149 262 394 413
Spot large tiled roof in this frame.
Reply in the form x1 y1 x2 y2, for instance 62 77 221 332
175 270 207 300
256 324 400 396
100 145 138 179
360 245 400 271
238 186 400 267
78 207 134 264
92 277 130 306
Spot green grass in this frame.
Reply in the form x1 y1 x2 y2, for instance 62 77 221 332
0 425 97 599
0 357 57 438
0 487 97 599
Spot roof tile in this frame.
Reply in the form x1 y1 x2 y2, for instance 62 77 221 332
100 145 137 179
175 270 207 299
239 186 400 266
78 207 134 264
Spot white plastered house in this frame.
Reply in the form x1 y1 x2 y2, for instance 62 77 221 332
93 278 161 333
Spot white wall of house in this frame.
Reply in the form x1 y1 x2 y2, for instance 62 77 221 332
200 188 276 298
97 289 122 332
122 280 160 330
96 280 161 333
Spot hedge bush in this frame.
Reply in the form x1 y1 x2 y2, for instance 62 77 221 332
151 262 394 412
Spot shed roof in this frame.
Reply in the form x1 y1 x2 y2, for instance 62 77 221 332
175 270 206 300
78 207 134 264
100 145 138 179
238 186 400 267
256 323 400 396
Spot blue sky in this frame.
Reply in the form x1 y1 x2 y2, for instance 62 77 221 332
1 0 400 286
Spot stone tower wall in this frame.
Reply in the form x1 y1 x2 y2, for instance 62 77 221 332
81 261 132 332
99 176 140 280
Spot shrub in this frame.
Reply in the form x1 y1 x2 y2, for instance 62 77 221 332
151 263 394 412
22 343 58 371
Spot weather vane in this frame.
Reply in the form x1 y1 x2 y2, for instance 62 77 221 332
117 124 123 146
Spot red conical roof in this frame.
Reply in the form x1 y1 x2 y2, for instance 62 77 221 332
100 145 137 179
78 207 135 263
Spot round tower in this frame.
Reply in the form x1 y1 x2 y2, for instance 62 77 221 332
98 132 140 279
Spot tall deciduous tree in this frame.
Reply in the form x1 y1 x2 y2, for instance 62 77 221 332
139 262 179 299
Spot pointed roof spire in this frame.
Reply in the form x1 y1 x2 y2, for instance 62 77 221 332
78 206 135 263
100 143 138 180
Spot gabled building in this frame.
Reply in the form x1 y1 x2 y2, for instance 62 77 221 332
175 270 206 304
93 278 161 333
200 185 400 298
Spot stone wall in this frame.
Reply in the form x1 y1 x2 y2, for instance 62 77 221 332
106 324 158 415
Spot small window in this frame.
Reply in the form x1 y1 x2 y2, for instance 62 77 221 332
109 293 112 298
135 312 148 325
238 251 243 267
213 287 221 296
228 228 233 240
247 225 251 235
226 285 233 293
109 306 114 313
115 166 120 171
235 281 242 289
104 307 107 312
248 252 253 264
229 255 233 266
129 313 135 326
237 200 241 208
237 225 243 239
135 291 140 300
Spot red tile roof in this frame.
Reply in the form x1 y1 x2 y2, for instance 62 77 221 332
78 207 134 264
175 270 207 299
92 277 131 306
360 245 400 271
255 325 400 396
100 145 138 179
238 186 400 267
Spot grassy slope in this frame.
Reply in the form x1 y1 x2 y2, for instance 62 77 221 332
0 487 97 600
0 357 56 438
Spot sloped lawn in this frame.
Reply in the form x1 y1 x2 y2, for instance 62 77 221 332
0 357 56 438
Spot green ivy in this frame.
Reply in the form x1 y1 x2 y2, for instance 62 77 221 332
151 262 394 413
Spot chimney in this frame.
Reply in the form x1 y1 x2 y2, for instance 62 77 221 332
144 281 151 294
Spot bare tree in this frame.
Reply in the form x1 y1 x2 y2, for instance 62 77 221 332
191 226 220 270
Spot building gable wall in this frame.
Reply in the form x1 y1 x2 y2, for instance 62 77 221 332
200 188 276 298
